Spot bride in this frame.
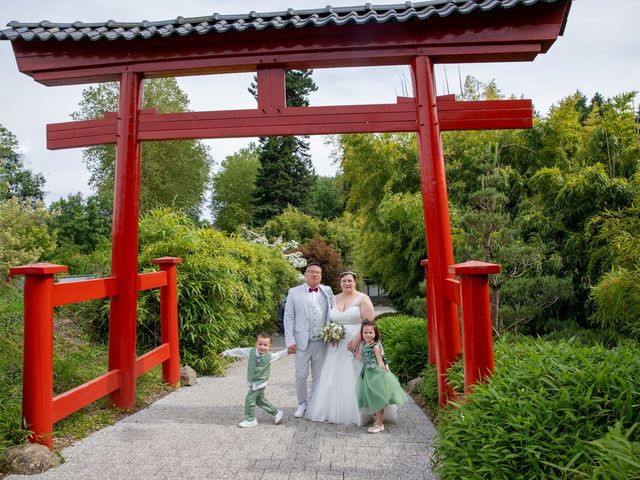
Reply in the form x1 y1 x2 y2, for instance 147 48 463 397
305 271 375 425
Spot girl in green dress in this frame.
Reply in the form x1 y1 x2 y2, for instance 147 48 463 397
355 320 408 433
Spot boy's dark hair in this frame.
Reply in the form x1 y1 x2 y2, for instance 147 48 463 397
360 319 380 342
256 332 272 343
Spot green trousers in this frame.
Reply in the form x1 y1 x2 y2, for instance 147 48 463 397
244 386 277 421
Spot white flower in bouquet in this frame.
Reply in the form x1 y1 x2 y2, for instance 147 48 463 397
320 322 346 343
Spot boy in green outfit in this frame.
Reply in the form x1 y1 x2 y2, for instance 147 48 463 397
220 333 288 427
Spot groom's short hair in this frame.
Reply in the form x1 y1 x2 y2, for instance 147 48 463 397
305 262 322 272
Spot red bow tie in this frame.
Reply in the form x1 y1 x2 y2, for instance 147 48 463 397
308 287 319 293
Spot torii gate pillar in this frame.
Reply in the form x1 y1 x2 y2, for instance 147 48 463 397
412 56 461 404
108 72 143 410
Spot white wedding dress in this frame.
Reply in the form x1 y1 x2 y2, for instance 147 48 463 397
305 293 367 426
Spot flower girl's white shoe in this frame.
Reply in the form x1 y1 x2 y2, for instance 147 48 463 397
367 424 384 433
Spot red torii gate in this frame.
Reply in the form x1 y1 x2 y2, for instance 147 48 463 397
2 0 571 445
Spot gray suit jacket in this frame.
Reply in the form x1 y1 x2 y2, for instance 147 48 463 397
283 283 334 350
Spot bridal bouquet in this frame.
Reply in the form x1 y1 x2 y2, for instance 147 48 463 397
320 322 346 343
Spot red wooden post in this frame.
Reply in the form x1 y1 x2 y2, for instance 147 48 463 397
420 259 437 366
257 67 286 113
412 56 461 406
152 257 182 386
108 72 143 410
449 261 501 393
9 263 68 449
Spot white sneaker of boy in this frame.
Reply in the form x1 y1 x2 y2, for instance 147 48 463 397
238 419 258 428
273 410 284 424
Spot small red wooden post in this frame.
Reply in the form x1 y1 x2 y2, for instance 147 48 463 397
108 72 143 410
449 261 501 393
152 257 182 386
420 259 437 366
412 56 461 406
9 263 68 449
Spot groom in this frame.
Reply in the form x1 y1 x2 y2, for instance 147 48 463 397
284 262 334 418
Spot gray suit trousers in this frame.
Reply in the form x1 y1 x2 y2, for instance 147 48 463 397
294 339 326 405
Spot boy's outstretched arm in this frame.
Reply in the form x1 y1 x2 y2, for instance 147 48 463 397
219 347 252 358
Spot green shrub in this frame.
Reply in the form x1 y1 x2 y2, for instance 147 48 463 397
262 205 323 244
0 198 56 280
135 209 299 375
404 296 426 318
50 243 110 277
376 314 428 383
434 336 640 479
590 266 640 342
541 320 619 347
418 364 439 415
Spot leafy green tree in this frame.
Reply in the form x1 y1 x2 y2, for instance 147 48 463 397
0 125 45 205
442 77 575 333
338 132 422 308
452 153 571 333
262 205 323 244
582 92 639 178
72 78 212 216
340 132 420 222
48 192 112 253
211 144 259 232
586 174 640 340
338 80 639 333
0 198 56 280
303 175 344 220
358 192 426 310
251 70 317 224
261 205 358 267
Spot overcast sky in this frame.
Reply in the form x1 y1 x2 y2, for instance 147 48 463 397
1 0 638 208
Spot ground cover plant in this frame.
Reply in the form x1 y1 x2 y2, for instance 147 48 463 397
432 335 640 479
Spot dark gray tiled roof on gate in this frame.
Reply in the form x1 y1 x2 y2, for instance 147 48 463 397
0 0 563 42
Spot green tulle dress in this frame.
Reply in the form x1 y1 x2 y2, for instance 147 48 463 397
356 342 408 415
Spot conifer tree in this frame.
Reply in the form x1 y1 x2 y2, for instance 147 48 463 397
250 70 317 224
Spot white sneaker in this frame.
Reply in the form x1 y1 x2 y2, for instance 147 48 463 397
273 410 284 425
293 403 307 418
238 419 258 428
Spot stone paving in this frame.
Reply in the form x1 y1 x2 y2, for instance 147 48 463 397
8 333 438 480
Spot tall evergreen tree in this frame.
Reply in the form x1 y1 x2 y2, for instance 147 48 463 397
250 70 317 224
